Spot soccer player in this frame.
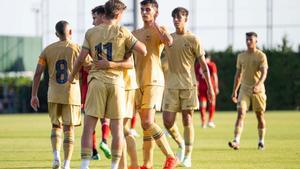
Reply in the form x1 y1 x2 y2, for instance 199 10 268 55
31 20 81 169
68 1 147 169
118 54 140 169
162 7 215 168
80 5 111 160
228 32 268 150
195 55 219 128
133 0 177 169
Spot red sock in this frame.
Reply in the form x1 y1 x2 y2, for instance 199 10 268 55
92 131 97 150
131 113 137 129
102 121 110 142
208 104 215 122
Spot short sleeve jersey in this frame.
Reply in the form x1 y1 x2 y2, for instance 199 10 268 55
133 27 166 87
38 40 81 105
82 24 137 86
164 32 205 89
236 49 268 88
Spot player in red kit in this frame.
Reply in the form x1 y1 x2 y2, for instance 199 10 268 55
195 55 219 128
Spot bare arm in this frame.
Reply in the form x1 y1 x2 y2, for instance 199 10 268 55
153 23 173 46
68 48 89 83
133 41 147 56
94 52 134 69
31 64 46 111
213 72 219 95
198 55 215 102
253 67 268 93
231 68 242 103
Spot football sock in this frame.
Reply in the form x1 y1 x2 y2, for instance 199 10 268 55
146 123 174 157
234 126 243 143
111 149 122 169
92 131 97 150
102 122 110 143
51 128 62 161
200 106 207 124
258 128 266 144
125 130 138 167
167 124 184 148
208 104 215 122
184 125 194 158
80 148 91 169
143 129 155 167
131 113 137 129
63 130 74 161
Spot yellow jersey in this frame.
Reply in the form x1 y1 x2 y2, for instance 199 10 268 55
164 32 205 89
123 55 138 90
133 26 167 87
38 40 81 105
82 24 137 86
237 49 268 91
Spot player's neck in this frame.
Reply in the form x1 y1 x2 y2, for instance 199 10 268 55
143 20 153 28
247 47 257 53
176 27 186 35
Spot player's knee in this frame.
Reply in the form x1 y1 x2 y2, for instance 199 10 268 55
141 120 153 130
163 118 174 129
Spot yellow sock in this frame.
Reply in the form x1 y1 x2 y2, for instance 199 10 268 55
143 129 155 167
119 139 127 169
63 130 74 161
126 134 139 167
51 128 62 153
234 126 243 142
258 128 266 143
184 125 194 158
81 148 92 160
167 124 184 148
147 123 174 157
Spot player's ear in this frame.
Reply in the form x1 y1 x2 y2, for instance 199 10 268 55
55 32 59 38
69 29 72 36
154 10 158 19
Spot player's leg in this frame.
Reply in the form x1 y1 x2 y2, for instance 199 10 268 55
253 93 267 150
163 89 184 162
110 119 124 169
80 115 98 169
81 79 104 169
207 95 216 128
48 103 63 169
62 125 74 169
100 118 111 159
181 110 194 167
229 90 249 150
130 112 139 137
198 92 207 128
91 131 100 160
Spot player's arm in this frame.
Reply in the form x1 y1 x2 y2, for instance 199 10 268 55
198 55 215 103
153 23 173 46
31 61 46 111
253 67 268 93
68 48 89 83
212 65 219 95
231 68 242 103
94 52 134 69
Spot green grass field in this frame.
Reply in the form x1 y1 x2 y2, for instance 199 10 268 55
1 111 300 169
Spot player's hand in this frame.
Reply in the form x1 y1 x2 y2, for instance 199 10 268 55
30 96 39 112
215 88 220 95
207 87 215 104
231 92 238 103
94 59 111 69
68 74 76 84
253 84 261 94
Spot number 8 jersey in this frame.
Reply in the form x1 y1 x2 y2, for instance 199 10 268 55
82 24 137 87
38 40 81 105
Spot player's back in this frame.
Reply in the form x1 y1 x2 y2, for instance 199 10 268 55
42 40 81 105
83 24 137 86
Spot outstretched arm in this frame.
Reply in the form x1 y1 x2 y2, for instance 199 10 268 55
31 63 46 111
152 23 173 46
68 48 89 83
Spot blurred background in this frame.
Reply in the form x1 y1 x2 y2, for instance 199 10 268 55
0 0 299 113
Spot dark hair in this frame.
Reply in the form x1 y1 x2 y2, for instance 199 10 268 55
140 0 158 9
105 0 127 19
172 7 189 18
55 20 69 37
92 5 105 15
246 32 258 37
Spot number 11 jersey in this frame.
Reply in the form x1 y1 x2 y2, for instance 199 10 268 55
82 24 137 87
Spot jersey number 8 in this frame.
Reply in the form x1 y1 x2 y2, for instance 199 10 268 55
55 59 68 84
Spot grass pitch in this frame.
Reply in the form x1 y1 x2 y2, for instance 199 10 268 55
0 111 300 169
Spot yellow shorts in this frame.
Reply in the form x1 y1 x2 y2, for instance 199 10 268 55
124 89 136 118
136 86 164 111
162 88 199 112
237 88 267 112
48 102 81 126
85 78 125 119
